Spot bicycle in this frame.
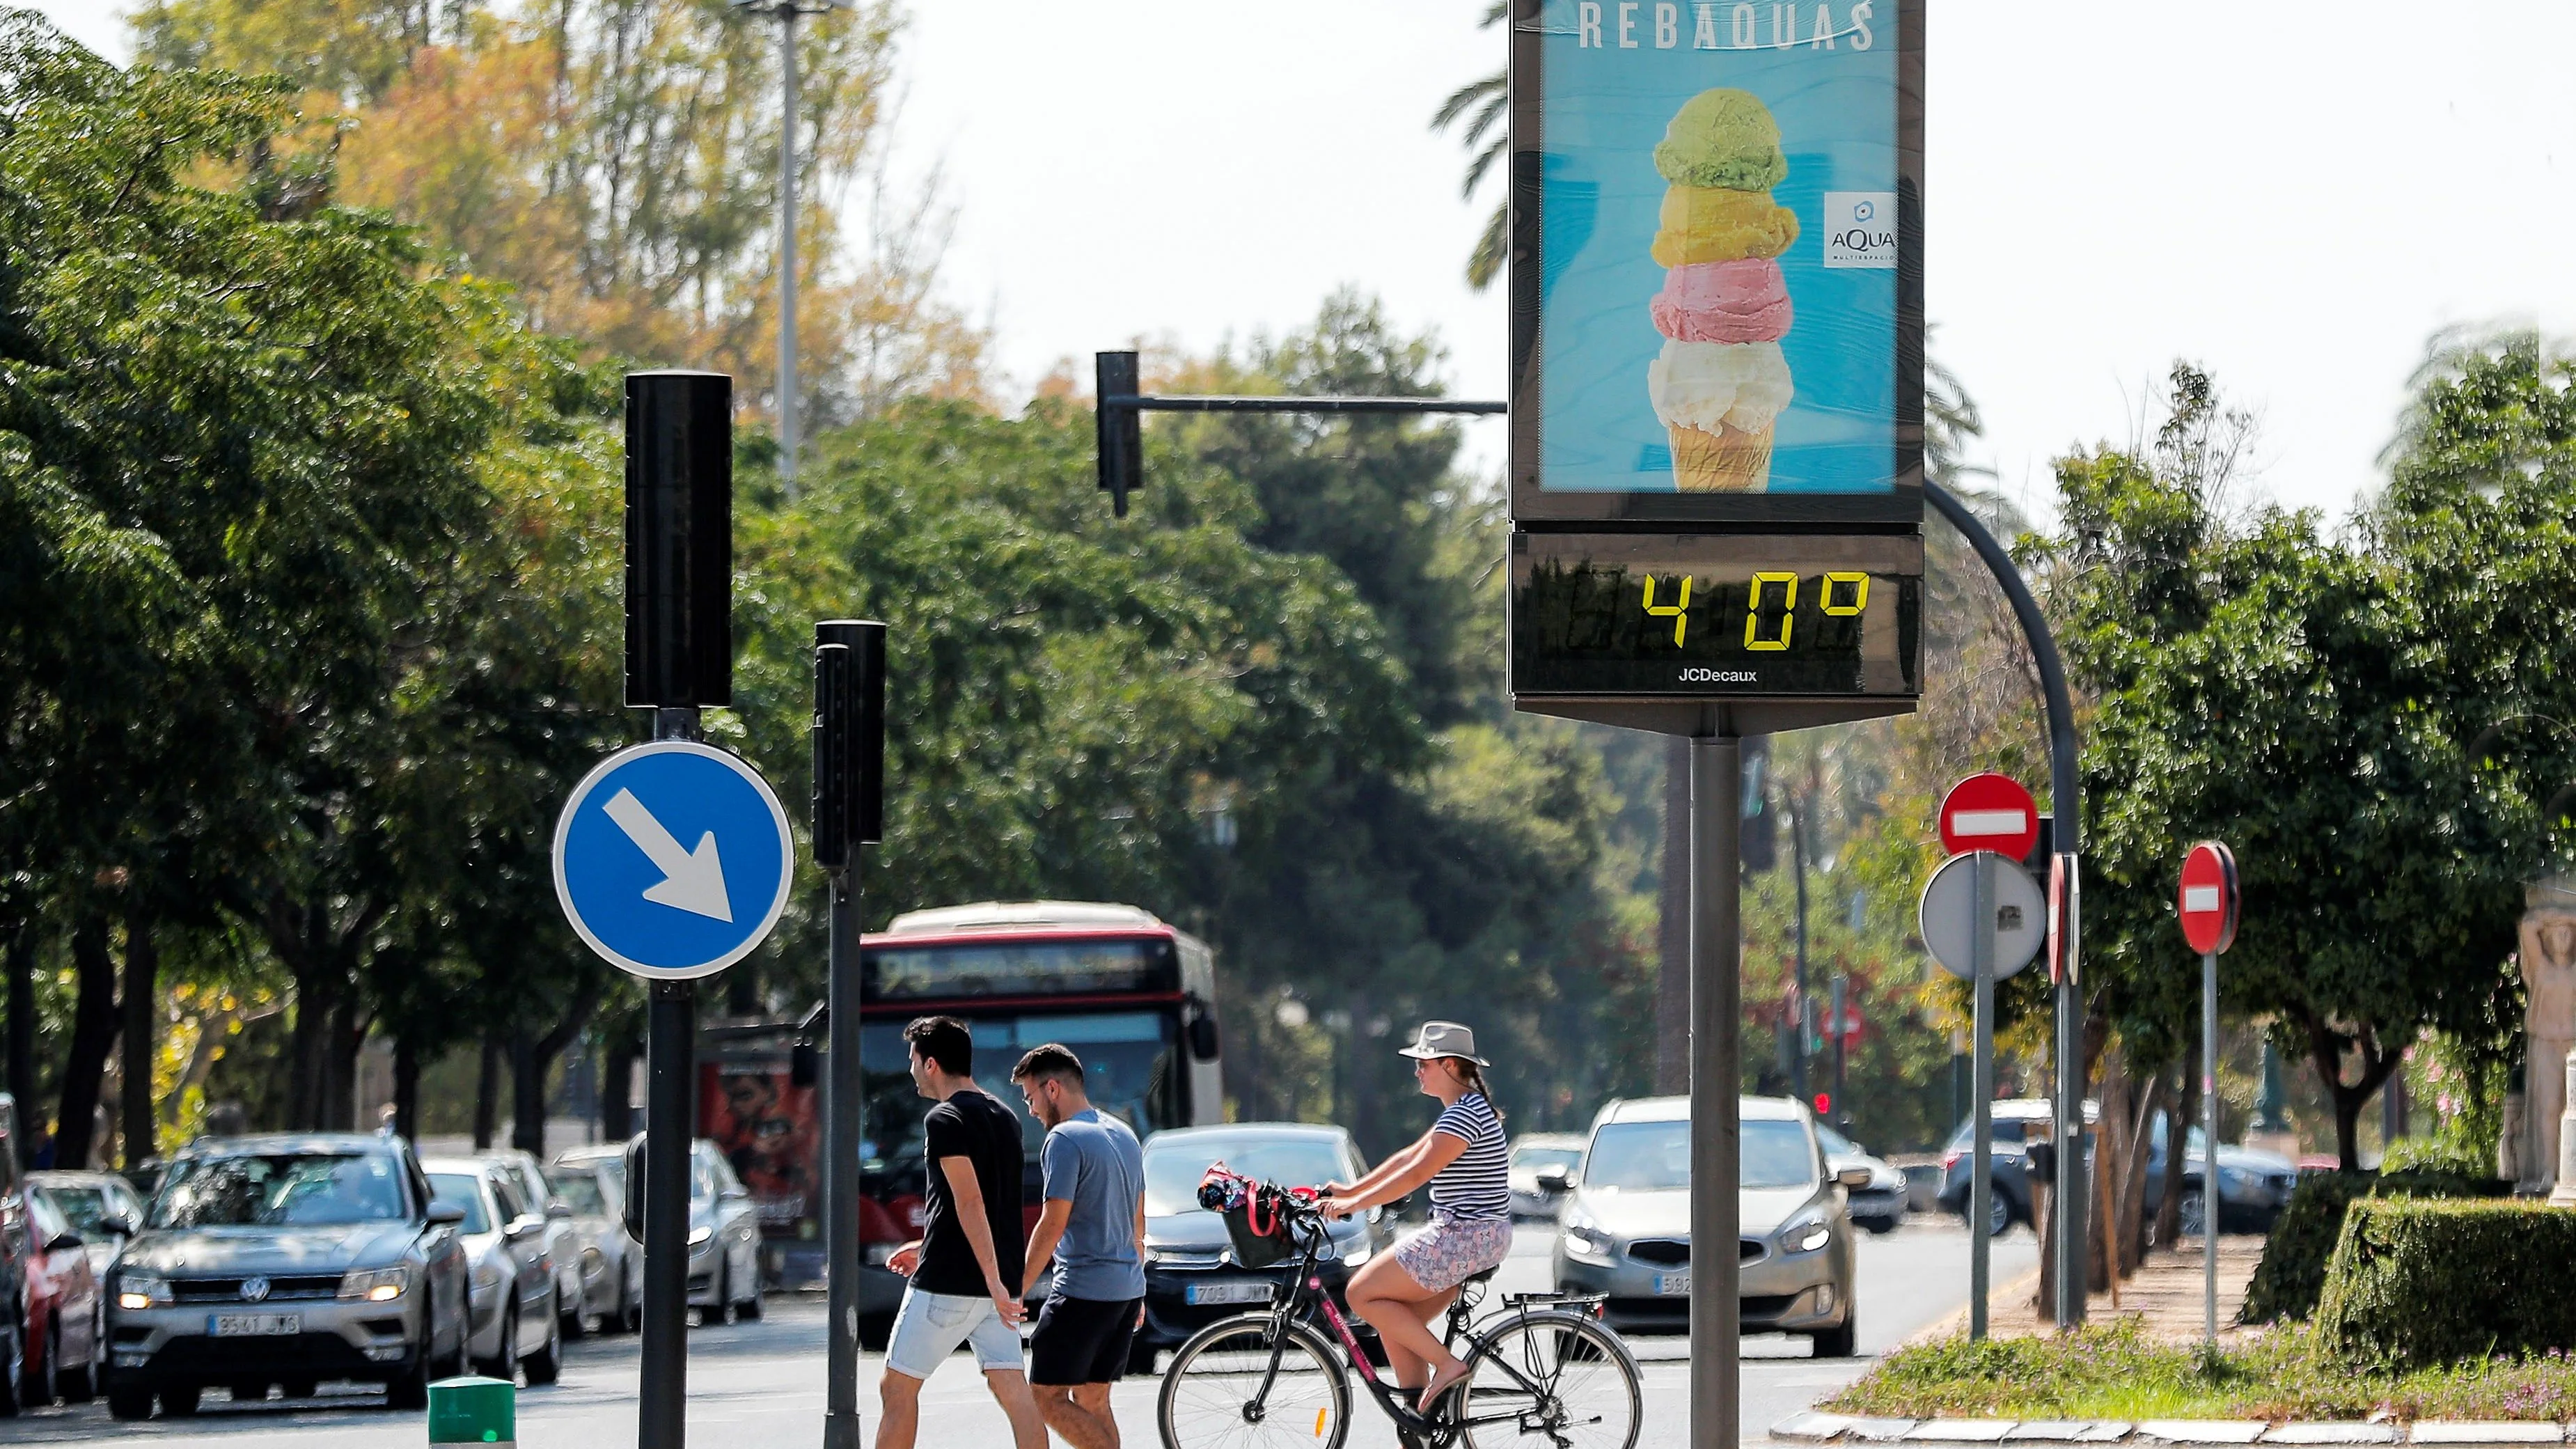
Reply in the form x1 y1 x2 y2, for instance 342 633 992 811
1156 1190 1642 1449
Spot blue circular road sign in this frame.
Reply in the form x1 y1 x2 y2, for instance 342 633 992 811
552 741 796 980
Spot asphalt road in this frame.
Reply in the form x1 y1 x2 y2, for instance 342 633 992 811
1 1215 2036 1447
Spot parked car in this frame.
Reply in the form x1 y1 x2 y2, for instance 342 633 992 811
422 1157 563 1387
20 1184 100 1404
544 1157 642 1334
1815 1125 1908 1234
2139 1118 2300 1237
1554 1095 1863 1356
479 1150 594 1337
0 1094 37 1415
104 1134 471 1420
1507 1133 1587 1221
689 1142 764 1324
1133 1123 1395 1374
28 1170 148 1283
1935 1098 2100 1236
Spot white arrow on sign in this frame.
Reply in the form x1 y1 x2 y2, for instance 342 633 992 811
602 788 735 923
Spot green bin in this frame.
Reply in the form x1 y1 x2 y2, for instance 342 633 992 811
427 1374 516 1447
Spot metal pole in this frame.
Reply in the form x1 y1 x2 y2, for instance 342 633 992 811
1830 973 1848 1127
2203 949 2218 1342
1969 853 1993 1340
777 6 799 498
1924 481 2086 1330
1689 733 1741 1449
1791 797 1809 1104
640 705 700 1449
824 866 863 1447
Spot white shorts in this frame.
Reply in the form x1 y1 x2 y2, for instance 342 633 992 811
884 1285 1024 1380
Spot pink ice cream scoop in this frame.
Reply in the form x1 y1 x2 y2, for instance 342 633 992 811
1650 258 1792 344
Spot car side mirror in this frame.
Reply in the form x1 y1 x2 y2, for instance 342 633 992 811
1835 1166 1872 1190
45 1230 82 1254
109 1212 140 1237
505 1215 545 1242
425 1203 468 1227
1533 1164 1573 1193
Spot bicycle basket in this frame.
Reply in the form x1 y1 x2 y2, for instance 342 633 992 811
1197 1166 1303 1271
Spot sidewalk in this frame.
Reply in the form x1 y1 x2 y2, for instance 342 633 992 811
1907 1235 2265 1345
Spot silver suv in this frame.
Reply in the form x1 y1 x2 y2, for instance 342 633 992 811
104 1134 471 1420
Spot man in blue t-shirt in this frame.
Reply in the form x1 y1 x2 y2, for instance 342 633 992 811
1012 1043 1147 1449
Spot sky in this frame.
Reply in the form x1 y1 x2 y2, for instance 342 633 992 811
30 0 2576 526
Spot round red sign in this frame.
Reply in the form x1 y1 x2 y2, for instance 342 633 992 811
1937 772 2040 859
2178 841 2239 955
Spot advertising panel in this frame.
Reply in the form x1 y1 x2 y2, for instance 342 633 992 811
1509 0 1923 523
700 1057 821 1241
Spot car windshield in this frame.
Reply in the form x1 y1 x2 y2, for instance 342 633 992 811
547 1170 606 1216
1511 1147 1582 1177
426 1174 493 1234
1816 1125 1855 1156
1584 1119 1816 1191
1142 1136 1347 1216
154 1152 408 1228
36 1184 123 1239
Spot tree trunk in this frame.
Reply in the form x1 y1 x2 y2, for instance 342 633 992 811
2115 1068 2167 1276
322 990 366 1131
2303 1014 2401 1170
513 981 605 1154
473 1035 502 1150
1654 737 1689 1095
393 1035 421 1145
54 914 122 1170
120 908 157 1168
7 923 36 1164
2158 1046 2195 1251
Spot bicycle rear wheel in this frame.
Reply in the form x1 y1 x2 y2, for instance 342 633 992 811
1158 1313 1352 1449
1451 1310 1642 1449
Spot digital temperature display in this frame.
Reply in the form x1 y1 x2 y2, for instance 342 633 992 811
1511 531 1922 699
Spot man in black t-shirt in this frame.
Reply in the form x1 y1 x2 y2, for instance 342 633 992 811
874 1017 1043 1449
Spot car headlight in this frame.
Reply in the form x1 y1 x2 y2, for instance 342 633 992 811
689 1224 714 1247
117 1274 172 1310
339 1267 410 1303
1561 1220 1616 1265
1780 1209 1832 1255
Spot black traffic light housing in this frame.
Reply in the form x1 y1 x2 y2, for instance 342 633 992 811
812 620 886 869
625 370 733 707
1096 350 1142 518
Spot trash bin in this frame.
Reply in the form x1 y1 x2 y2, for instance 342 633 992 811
428 1375 515 1447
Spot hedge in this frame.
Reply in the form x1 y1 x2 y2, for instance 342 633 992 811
2315 1198 2576 1367
2239 1169 2505 1324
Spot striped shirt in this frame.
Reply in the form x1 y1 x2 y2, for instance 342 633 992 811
1427 1092 1510 1222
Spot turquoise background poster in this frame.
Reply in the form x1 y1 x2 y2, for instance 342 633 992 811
1535 0 1902 497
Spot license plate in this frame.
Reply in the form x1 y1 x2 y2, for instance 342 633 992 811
1186 1280 1272 1306
210 1313 301 1337
1654 1273 1690 1297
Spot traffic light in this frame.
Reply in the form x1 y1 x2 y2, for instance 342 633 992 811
1096 351 1143 517
811 620 886 870
625 370 732 707
1812 1092 1832 1118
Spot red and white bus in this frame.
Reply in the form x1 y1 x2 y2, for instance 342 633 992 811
856 901 1223 1342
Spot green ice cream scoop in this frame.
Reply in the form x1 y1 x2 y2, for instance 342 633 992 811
1653 88 1787 191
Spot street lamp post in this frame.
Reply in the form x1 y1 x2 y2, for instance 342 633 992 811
733 0 833 499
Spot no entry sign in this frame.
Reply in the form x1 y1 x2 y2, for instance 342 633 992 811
1938 773 2039 859
2178 841 2240 955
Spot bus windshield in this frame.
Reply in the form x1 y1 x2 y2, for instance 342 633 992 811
861 1010 1180 1185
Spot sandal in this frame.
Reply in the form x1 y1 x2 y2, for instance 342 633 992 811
1416 1359 1472 1417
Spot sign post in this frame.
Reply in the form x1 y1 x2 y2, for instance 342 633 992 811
812 620 886 1449
1503 6 1924 1443
2178 840 2240 1342
1919 844 2044 1339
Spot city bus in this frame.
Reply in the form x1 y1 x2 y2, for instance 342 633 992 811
855 901 1223 1343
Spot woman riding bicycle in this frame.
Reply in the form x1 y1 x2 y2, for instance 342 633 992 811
1319 1020 1511 1416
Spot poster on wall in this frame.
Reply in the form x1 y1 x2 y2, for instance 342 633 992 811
1508 0 1923 524
699 1058 821 1239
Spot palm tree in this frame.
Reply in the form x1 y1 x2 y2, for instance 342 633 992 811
1430 2 1510 290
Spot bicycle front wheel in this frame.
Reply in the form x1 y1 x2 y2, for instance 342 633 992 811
1453 1310 1642 1449
1158 1313 1352 1449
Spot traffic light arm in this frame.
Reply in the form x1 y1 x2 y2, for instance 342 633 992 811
1092 350 1505 517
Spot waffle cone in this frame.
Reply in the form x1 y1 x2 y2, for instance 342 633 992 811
1669 423 1773 492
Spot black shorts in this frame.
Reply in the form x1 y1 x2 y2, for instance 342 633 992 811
1028 1293 1142 1386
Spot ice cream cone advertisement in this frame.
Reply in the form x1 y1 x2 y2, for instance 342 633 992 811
1506 0 1922 525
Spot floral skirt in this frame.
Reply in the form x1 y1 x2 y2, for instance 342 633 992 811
1391 1213 1514 1292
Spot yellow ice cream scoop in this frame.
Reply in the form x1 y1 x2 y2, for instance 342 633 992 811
1649 185 1798 268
